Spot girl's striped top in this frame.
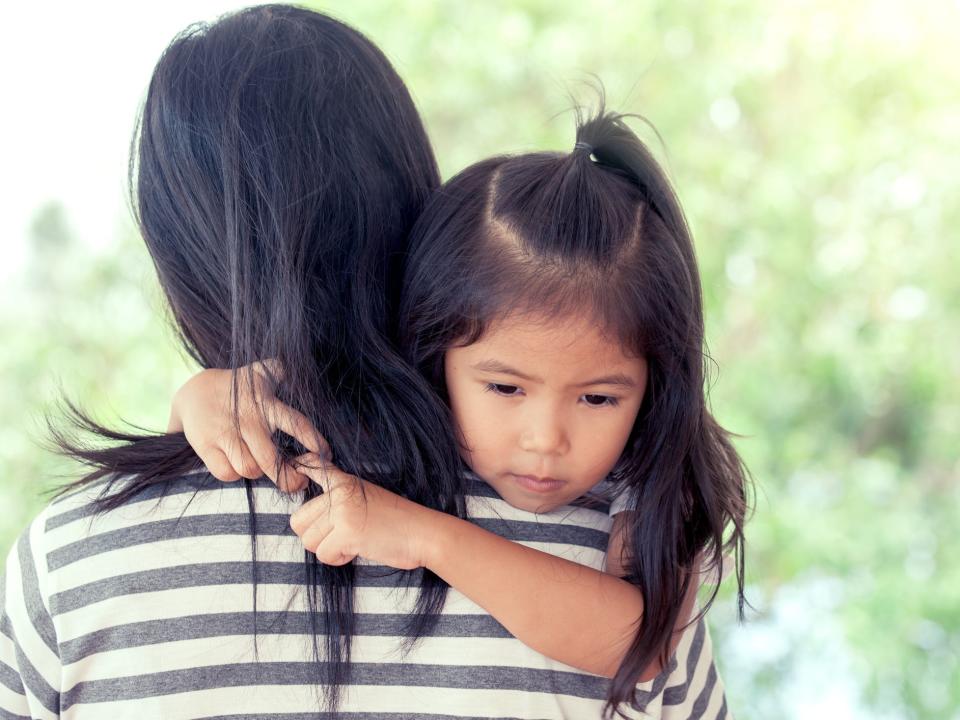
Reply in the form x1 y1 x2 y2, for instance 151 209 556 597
1 472 731 719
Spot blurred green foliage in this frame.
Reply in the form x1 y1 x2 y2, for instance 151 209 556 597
1 1 957 717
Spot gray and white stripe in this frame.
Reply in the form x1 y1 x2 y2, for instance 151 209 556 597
2 475 731 719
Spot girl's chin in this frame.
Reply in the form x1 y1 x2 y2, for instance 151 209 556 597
504 482 571 513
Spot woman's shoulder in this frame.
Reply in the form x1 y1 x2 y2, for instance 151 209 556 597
42 472 300 550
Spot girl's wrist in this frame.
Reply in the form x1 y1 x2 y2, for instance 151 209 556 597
413 504 456 571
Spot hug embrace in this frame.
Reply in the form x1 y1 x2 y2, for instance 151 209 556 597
1 5 748 719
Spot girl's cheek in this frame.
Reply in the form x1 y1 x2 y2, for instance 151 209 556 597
453 421 474 454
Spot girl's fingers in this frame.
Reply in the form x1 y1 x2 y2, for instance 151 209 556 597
201 447 243 483
276 465 308 494
288 459 356 531
223 437 263 480
318 550 356 566
239 400 326 493
290 492 330 535
289 459 360 567
295 455 351 493
240 422 280 483
312 532 357 566
251 358 285 385
298 514 334 553
265 400 331 459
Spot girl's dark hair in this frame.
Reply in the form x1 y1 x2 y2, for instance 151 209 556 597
400 105 749 718
53 4 467 712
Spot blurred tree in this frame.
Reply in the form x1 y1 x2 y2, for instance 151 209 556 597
1 1 957 717
0 204 191 549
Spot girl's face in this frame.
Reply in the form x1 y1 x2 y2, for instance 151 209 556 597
444 312 647 513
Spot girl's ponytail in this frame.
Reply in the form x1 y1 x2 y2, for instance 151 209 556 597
570 109 748 717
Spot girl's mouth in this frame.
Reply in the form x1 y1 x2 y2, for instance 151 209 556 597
510 474 564 494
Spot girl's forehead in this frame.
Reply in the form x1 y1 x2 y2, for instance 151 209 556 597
451 311 646 380
482 311 632 352
484 311 605 341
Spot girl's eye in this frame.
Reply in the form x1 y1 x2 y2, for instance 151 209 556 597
486 383 523 397
582 394 619 408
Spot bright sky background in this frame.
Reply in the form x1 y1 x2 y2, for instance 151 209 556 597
0 2 252 284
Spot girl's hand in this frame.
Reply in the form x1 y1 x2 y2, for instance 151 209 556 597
168 361 329 492
290 456 438 570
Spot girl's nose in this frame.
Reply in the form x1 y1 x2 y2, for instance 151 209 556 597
517 411 569 456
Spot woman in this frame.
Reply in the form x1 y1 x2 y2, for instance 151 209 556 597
0 6 728 718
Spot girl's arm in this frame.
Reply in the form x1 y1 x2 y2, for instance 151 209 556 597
292 460 699 680
422 506 698 680
169 369 696 679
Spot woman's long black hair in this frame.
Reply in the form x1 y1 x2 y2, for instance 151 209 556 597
53 5 467 713
400 105 750 718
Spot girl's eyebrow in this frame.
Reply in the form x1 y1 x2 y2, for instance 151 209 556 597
471 359 542 382
470 360 638 388
574 374 638 389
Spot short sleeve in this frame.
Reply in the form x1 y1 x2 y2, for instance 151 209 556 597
611 612 733 720
1 515 62 719
659 614 733 719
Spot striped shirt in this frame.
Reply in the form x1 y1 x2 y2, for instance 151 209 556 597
1 472 731 719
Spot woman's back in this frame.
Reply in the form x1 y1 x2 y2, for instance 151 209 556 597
3 474 728 719
51 7 470 710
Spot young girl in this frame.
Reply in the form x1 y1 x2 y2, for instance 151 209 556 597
170 108 749 715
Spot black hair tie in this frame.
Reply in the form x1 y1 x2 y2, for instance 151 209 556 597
573 141 593 155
